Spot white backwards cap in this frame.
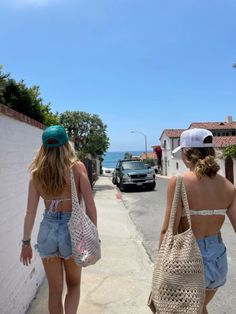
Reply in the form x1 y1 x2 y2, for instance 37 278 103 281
172 128 213 154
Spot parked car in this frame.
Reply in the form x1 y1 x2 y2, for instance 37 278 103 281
112 159 156 191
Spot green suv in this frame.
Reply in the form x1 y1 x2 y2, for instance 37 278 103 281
112 159 156 191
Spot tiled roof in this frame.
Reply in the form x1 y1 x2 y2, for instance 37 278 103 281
140 152 157 160
189 122 236 130
213 136 236 148
162 129 185 138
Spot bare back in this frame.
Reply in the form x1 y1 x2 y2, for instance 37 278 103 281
181 172 235 239
33 166 77 212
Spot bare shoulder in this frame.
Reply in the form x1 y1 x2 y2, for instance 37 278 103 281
167 175 178 191
216 173 235 200
29 173 40 192
73 160 86 172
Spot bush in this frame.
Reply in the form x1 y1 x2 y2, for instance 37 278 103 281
223 145 236 159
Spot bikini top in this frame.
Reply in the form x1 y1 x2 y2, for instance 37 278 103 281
44 198 72 211
181 209 227 217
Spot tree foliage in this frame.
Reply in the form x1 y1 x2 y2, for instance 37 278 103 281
124 152 133 159
60 110 109 158
0 66 58 125
223 145 236 159
0 66 109 158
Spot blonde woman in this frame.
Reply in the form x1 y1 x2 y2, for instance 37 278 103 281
20 125 97 314
160 128 236 314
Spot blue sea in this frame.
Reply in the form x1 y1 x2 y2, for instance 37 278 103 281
102 151 143 169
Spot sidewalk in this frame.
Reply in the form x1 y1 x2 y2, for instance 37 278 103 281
27 176 153 314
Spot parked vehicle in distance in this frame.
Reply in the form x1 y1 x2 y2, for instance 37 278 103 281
112 159 156 191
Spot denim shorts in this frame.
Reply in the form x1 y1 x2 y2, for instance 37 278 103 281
196 234 228 290
35 210 72 259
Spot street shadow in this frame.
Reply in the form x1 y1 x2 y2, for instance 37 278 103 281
121 187 156 193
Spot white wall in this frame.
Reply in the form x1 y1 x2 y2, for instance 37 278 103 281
0 113 45 314
169 155 234 183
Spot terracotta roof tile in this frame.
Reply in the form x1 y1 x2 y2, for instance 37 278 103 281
140 152 157 159
213 136 236 148
163 129 185 138
189 122 236 130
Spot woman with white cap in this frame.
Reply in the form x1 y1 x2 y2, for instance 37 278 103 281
159 128 236 314
20 125 98 314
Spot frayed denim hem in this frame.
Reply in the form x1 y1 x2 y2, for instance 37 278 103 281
35 244 73 261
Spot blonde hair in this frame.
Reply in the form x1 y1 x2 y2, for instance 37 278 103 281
183 147 220 178
29 142 77 197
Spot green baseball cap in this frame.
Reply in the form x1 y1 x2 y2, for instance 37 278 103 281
42 125 69 148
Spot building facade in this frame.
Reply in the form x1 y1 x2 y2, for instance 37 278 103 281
159 116 236 184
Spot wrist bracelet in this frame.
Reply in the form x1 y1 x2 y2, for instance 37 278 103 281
22 239 31 246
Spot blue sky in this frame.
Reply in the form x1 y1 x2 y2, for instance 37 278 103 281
1 0 236 151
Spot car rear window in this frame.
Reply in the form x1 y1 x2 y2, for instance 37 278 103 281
122 161 145 170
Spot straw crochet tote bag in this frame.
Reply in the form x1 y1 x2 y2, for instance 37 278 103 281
68 169 101 267
148 175 205 313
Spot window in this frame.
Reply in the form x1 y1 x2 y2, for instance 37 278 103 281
217 133 220 136
163 140 166 148
226 132 229 136
232 131 235 136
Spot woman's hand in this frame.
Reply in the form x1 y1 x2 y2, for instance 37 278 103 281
20 245 33 266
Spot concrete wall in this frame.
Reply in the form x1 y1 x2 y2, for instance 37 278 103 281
0 107 45 314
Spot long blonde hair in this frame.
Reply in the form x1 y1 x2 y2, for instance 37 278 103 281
29 142 77 197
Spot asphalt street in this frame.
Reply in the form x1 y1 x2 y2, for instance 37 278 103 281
119 176 236 314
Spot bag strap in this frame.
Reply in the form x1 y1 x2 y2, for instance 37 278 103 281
168 175 191 230
70 168 85 213
181 179 191 227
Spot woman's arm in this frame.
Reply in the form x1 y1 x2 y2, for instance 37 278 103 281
20 176 40 266
159 176 182 248
75 161 97 226
227 188 236 233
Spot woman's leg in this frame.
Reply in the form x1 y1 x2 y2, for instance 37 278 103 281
202 289 217 314
63 258 82 314
42 257 64 314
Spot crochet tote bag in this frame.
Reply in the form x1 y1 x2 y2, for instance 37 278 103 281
148 175 205 313
68 169 101 267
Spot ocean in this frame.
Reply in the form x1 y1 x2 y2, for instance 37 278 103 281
102 151 143 169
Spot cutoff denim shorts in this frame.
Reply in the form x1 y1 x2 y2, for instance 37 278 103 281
35 210 72 259
196 234 228 290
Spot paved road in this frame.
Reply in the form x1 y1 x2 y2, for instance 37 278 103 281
119 176 236 314
121 176 168 263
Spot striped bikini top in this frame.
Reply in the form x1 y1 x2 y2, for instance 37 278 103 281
182 209 227 217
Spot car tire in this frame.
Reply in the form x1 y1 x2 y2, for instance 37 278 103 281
147 182 156 191
119 182 126 192
112 177 117 185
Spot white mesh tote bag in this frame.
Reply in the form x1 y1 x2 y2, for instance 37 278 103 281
148 175 205 313
68 168 101 267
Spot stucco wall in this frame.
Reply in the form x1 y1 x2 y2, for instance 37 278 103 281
0 109 45 314
168 155 231 181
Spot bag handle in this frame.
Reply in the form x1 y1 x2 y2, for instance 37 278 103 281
168 175 191 231
70 168 85 213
